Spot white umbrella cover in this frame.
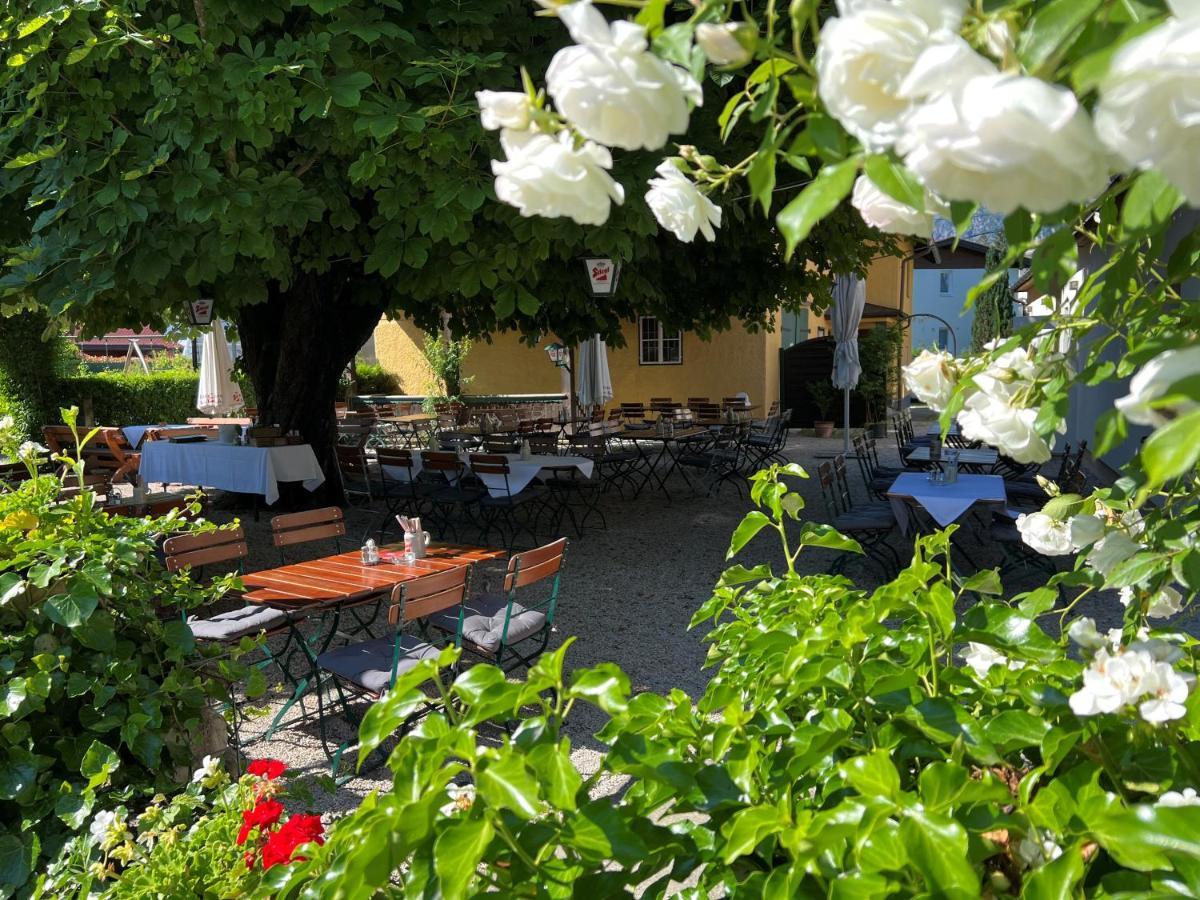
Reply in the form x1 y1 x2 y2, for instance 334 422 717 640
196 318 244 416
575 335 613 410
830 275 866 454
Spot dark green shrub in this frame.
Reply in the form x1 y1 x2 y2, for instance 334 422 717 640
856 323 903 423
353 361 400 395
0 311 77 440
55 372 255 427
0 412 233 895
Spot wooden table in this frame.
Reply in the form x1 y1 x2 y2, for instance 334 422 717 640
617 427 709 501
242 542 504 607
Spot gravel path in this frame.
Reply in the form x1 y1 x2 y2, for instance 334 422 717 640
196 427 1138 816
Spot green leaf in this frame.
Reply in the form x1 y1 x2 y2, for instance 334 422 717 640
568 664 630 714
1140 408 1200 490
1122 171 1184 231
80 740 120 790
0 833 30 892
776 158 858 260
1018 0 1102 73
1023 843 1085 900
721 804 789 863
799 522 862 553
434 818 493 900
728 510 772 558
898 809 978 897
747 149 777 216
3 141 64 169
328 71 373 108
43 583 99 629
982 709 1051 753
475 754 541 820
1090 805 1200 871
526 743 581 810
863 155 924 210
840 751 901 802
959 568 1002 596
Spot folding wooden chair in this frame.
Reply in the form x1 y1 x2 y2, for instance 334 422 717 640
816 460 900 577
335 444 377 504
422 451 485 542
270 507 349 565
314 564 471 773
468 454 548 550
428 538 567 674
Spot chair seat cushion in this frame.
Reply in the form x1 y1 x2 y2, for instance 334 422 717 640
188 604 289 642
316 634 439 695
428 592 547 654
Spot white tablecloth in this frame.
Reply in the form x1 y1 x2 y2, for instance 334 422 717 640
140 440 324 505
886 472 1006 534
381 451 593 499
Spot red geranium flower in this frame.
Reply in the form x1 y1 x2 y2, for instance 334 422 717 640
244 850 256 870
236 798 284 845
260 814 325 869
247 759 287 780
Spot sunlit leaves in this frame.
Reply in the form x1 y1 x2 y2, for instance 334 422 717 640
776 157 858 259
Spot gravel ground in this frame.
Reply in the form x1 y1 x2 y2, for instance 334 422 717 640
189 424 1141 817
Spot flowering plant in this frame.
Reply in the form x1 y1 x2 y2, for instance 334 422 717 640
37 757 322 897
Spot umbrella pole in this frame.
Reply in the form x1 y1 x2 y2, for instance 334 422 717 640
843 386 851 456
569 350 577 422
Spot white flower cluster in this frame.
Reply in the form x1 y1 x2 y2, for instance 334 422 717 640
962 642 1023 679
827 0 1197 232
903 342 1065 464
1015 509 1104 557
480 1 719 241
89 809 130 852
1068 619 1193 724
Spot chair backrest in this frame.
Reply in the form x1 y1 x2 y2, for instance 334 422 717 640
606 408 624 423
468 453 510 476
619 402 645 419
1061 441 1088 489
483 437 517 454
164 527 248 573
271 506 347 549
851 432 873 484
376 448 414 476
765 400 781 418
146 425 218 442
686 397 710 407
692 402 720 420
422 450 464 474
503 537 568 592
722 396 746 409
816 462 842 519
526 432 559 455
336 424 373 447
389 564 471 626
832 453 855 510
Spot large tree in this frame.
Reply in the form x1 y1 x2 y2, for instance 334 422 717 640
0 0 879 486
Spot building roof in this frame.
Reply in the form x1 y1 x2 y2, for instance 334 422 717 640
861 302 904 319
73 327 177 356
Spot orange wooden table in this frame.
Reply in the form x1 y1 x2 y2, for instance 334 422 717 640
241 542 505 608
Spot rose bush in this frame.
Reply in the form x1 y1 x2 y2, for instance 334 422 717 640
250 466 1200 897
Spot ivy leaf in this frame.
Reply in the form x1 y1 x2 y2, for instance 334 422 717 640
0 833 30 894
720 804 790 863
475 754 541 820
840 751 901 802
776 158 858 260
1023 843 1085 899
433 818 493 900
526 743 581 810
43 583 99 629
568 664 630 715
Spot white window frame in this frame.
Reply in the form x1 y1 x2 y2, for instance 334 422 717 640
638 316 683 365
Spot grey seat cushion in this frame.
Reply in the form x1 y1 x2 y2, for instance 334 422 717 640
316 635 439 695
188 604 289 642
428 592 547 654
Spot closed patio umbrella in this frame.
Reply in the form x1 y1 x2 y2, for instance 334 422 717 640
574 335 613 411
830 275 866 455
196 318 244 416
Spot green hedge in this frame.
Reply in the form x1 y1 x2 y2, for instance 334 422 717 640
57 372 255 426
353 361 400 394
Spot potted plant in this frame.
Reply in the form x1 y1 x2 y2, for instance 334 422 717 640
805 380 837 438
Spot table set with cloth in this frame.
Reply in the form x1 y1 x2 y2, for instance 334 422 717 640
885 472 1008 536
380 450 593 498
140 439 324 505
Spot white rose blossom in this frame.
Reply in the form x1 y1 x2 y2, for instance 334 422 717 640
546 0 702 151
1095 11 1200 205
644 160 722 243
1068 632 1194 724
1114 346 1200 428
962 642 1022 679
903 349 958 411
1015 512 1073 556
851 175 943 239
897 72 1111 214
476 91 532 131
1158 787 1200 808
957 375 1053 464
815 0 987 151
491 129 625 226
1120 585 1184 619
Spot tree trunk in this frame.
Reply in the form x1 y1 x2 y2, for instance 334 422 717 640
236 273 386 505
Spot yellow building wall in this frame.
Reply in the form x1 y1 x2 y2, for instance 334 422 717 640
372 314 780 408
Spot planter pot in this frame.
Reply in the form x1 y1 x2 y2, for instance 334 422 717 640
868 421 888 439
813 420 835 438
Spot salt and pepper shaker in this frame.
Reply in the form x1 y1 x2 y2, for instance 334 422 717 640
361 538 380 566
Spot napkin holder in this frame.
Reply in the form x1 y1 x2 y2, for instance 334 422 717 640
217 424 239 445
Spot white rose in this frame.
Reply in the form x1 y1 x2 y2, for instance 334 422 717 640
1067 513 1105 551
546 0 702 151
644 160 722 243
851 175 938 238
695 22 756 69
1158 787 1200 808
962 642 1022 678
1016 512 1073 556
957 374 1053 464
897 72 1111 214
1114 346 1200 428
815 0 985 150
476 91 532 131
491 129 625 226
1121 585 1184 619
1095 14 1200 205
902 349 958 411
1139 660 1192 723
